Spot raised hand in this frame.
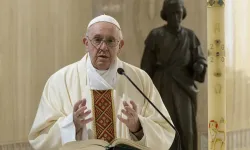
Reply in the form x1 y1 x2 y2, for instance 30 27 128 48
73 99 93 133
117 101 141 133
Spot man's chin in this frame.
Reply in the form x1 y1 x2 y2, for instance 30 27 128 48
96 62 110 70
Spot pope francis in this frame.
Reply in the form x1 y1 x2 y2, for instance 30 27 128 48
28 15 175 150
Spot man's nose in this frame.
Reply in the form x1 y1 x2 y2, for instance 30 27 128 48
99 41 108 51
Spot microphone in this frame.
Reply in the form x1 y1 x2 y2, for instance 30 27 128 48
117 68 182 150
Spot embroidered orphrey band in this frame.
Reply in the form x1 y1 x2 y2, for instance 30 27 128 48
92 90 116 143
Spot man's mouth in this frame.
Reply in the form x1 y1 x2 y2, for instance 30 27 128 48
98 55 109 58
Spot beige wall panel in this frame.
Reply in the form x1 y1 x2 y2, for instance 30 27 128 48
0 0 92 144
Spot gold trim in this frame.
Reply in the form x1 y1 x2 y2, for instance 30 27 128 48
91 90 97 139
110 90 117 143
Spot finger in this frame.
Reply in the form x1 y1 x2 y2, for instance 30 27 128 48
79 98 87 108
123 101 129 107
74 100 83 112
124 106 137 118
82 98 87 106
117 115 128 124
121 109 132 117
80 117 93 124
75 106 87 117
124 106 136 115
81 110 91 118
130 101 137 112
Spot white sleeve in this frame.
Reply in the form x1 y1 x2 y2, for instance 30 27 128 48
58 113 76 145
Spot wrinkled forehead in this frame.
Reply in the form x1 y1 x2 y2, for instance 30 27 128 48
88 22 120 38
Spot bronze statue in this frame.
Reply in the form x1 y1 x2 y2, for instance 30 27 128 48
140 0 207 150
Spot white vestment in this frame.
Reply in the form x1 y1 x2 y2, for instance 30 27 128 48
28 53 175 150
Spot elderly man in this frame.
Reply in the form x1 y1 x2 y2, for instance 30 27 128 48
28 15 175 150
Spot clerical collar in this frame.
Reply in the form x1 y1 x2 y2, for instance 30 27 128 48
96 69 108 76
86 54 118 89
86 54 116 75
94 60 117 76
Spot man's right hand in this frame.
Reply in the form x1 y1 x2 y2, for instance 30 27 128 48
73 99 93 133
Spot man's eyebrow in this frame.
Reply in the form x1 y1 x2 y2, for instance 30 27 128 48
93 34 116 39
93 34 102 37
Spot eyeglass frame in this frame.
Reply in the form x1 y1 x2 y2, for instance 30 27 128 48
86 35 120 49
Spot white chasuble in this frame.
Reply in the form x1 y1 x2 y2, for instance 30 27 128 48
28 53 175 150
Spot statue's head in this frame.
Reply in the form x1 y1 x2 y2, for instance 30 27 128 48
160 0 187 28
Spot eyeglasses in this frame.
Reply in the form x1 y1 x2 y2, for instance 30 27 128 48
87 36 120 48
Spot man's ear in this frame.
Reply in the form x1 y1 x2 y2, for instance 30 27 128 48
118 40 124 54
83 37 88 45
83 37 89 51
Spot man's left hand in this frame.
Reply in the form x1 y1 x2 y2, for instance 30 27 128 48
117 101 141 133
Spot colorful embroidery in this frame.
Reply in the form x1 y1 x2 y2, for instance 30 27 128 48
92 90 115 143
